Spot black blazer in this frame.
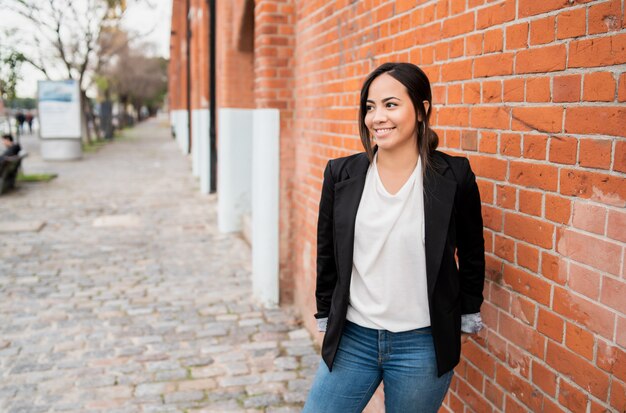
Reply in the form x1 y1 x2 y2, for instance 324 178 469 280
315 150 485 377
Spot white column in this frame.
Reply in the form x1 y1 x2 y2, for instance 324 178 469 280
217 108 253 232
199 109 211 194
252 109 280 307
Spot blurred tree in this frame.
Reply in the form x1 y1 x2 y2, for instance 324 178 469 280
0 0 144 141
0 29 25 102
96 29 167 125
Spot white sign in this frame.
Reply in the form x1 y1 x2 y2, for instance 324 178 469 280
37 80 82 139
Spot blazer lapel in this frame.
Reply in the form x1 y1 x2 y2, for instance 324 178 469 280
333 154 369 285
423 157 457 297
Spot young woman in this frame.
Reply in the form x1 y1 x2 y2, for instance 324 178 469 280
303 62 485 413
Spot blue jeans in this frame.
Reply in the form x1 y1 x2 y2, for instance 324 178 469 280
303 321 454 413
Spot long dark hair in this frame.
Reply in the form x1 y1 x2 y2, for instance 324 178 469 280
358 62 439 174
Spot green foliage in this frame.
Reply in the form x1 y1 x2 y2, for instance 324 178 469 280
17 172 58 182
0 47 25 101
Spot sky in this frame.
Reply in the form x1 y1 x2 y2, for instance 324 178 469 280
3 0 173 98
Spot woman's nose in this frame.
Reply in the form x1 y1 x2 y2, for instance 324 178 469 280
372 108 387 123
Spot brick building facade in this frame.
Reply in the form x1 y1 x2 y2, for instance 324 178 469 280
169 1 626 411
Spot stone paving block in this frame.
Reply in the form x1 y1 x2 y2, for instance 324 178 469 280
0 119 316 412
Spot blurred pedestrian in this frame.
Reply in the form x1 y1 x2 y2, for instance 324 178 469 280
303 62 485 413
15 111 25 136
25 111 34 134
1 134 22 162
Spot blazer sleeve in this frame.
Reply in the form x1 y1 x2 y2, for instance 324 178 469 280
456 158 486 315
315 160 337 319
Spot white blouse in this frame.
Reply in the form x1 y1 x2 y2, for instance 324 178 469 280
345 154 430 332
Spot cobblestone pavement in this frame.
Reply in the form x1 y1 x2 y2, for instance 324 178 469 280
0 118 316 413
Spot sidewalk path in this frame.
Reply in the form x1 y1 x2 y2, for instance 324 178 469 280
0 118 316 413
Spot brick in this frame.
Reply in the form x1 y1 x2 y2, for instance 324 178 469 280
499 312 545 358
497 184 516 209
505 394 528 413
597 341 626 382
484 379 504 409
546 341 610 399
549 135 577 165
503 78 524 101
556 8 586 39
463 340 496 378
568 262 601 300
537 308 564 342
583 72 616 102
486 330 507 362
571 201 606 235
560 168 626 208
482 80 502 103
553 74 581 103
495 363 543 411
516 242 539 272
530 15 555 45
466 33 483 56
579 138 612 169
469 155 508 180
500 133 521 157
541 251 567 285
490 282 511 311
600 276 626 315
475 53 514 78
516 44 566 74
505 212 554 249
610 379 626 411
518 0 570 17
438 106 470 126
509 161 558 192
464 81 481 104
544 194 571 225
495 235 515 262
553 286 615 340
588 0 622 35
441 59 473 82
569 33 626 68
456 376 494 413
518 189 542 217
471 106 510 130
479 131 498 154
565 322 595 360
526 76 551 102
505 22 528 50
607 209 626 243
478 179 495 203
558 379 589 413
461 130 477 151
466 363 484 392
442 11 475 37
476 0 516 29
522 134 547 160
484 28 503 53
557 228 621 275
512 106 563 133
511 295 536 326
532 360 557 397
447 84 463 104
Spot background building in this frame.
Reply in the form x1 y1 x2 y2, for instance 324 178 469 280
170 1 626 411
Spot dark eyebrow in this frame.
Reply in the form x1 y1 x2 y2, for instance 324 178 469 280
366 96 400 104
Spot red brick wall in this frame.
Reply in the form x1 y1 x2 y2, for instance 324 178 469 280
254 0 297 303
170 0 626 411
287 1 626 412
190 0 209 110
217 0 255 109
168 0 188 112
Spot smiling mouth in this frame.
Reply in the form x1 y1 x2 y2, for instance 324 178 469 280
373 127 395 137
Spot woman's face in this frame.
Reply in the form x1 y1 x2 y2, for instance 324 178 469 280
364 73 427 153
